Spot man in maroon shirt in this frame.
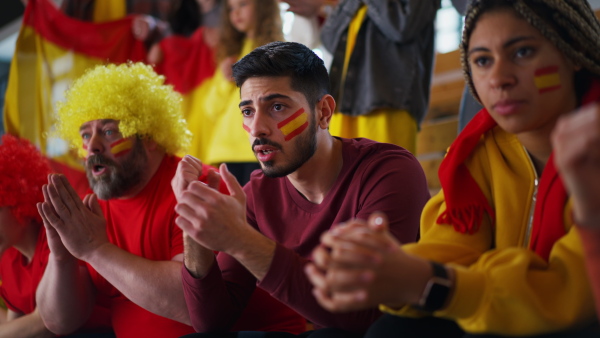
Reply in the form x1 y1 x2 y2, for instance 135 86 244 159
173 41 430 337
35 62 306 338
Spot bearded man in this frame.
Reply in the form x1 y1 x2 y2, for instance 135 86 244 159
35 63 307 338
172 41 430 337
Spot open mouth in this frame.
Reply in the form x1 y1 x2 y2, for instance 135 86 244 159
92 165 107 176
259 149 274 155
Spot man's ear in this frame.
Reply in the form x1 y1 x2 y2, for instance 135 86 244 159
142 137 159 151
316 94 336 129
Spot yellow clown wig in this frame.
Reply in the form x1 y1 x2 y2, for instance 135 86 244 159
0 134 51 224
55 62 192 157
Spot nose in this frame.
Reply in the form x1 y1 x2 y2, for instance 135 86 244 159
249 111 271 138
489 58 517 90
86 131 105 155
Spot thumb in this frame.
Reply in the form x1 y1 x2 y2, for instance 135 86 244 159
206 169 222 191
88 194 104 217
219 163 245 203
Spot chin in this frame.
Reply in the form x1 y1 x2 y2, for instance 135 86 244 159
260 162 293 178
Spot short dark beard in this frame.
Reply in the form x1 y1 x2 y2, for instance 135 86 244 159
254 119 317 178
85 139 147 200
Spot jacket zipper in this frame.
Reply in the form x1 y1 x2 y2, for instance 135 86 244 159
523 148 539 248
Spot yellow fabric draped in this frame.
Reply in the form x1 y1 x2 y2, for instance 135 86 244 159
201 39 256 165
93 0 127 22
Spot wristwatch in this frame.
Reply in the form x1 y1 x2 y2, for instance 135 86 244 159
415 261 452 312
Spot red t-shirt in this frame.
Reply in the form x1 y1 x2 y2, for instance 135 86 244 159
87 155 200 337
0 229 112 333
0 229 49 314
88 155 301 337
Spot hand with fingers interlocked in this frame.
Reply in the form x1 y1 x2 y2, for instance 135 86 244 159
305 213 427 313
37 174 109 262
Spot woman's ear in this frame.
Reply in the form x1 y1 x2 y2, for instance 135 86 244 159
568 56 583 72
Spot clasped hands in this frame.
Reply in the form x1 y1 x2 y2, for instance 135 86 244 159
306 213 427 313
171 155 249 255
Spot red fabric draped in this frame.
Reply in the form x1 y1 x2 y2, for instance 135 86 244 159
437 80 600 261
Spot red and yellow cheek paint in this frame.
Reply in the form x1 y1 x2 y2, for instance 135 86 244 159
277 108 308 141
109 138 133 157
243 124 251 133
534 65 561 94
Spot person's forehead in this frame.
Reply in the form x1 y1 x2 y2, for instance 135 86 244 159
79 119 120 130
470 9 540 46
240 76 302 100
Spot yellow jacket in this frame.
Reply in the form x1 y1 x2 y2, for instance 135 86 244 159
204 39 256 165
384 126 596 335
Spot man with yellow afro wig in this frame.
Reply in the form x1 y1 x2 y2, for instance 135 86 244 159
36 62 307 338
36 62 222 337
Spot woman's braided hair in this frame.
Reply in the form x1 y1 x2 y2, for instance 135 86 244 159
460 0 600 102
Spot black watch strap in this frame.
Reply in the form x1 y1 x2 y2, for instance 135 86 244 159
415 261 452 312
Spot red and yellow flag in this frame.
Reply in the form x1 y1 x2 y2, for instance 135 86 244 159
534 65 561 94
154 28 220 161
278 108 309 141
4 0 247 169
3 0 145 171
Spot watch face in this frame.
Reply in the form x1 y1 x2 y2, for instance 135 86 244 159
417 262 452 312
425 278 452 311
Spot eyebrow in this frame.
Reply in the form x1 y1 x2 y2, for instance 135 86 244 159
79 119 118 131
467 36 537 58
239 93 292 108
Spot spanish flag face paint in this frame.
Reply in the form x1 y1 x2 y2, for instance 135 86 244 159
534 66 561 94
110 138 133 157
243 124 251 133
277 108 309 141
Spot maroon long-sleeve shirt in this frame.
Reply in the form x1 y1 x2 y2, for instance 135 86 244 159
182 138 430 333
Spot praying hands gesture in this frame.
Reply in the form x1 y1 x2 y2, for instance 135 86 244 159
305 213 435 312
37 174 109 261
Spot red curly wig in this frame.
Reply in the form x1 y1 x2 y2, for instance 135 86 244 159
0 134 51 225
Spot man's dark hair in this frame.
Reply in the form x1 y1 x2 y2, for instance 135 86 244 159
232 41 330 107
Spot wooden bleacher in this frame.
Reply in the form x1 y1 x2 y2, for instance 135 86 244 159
418 49 464 194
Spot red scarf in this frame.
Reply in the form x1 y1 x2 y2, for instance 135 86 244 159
437 80 600 261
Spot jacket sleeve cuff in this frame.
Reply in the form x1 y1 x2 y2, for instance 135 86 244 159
436 264 486 319
379 264 486 321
